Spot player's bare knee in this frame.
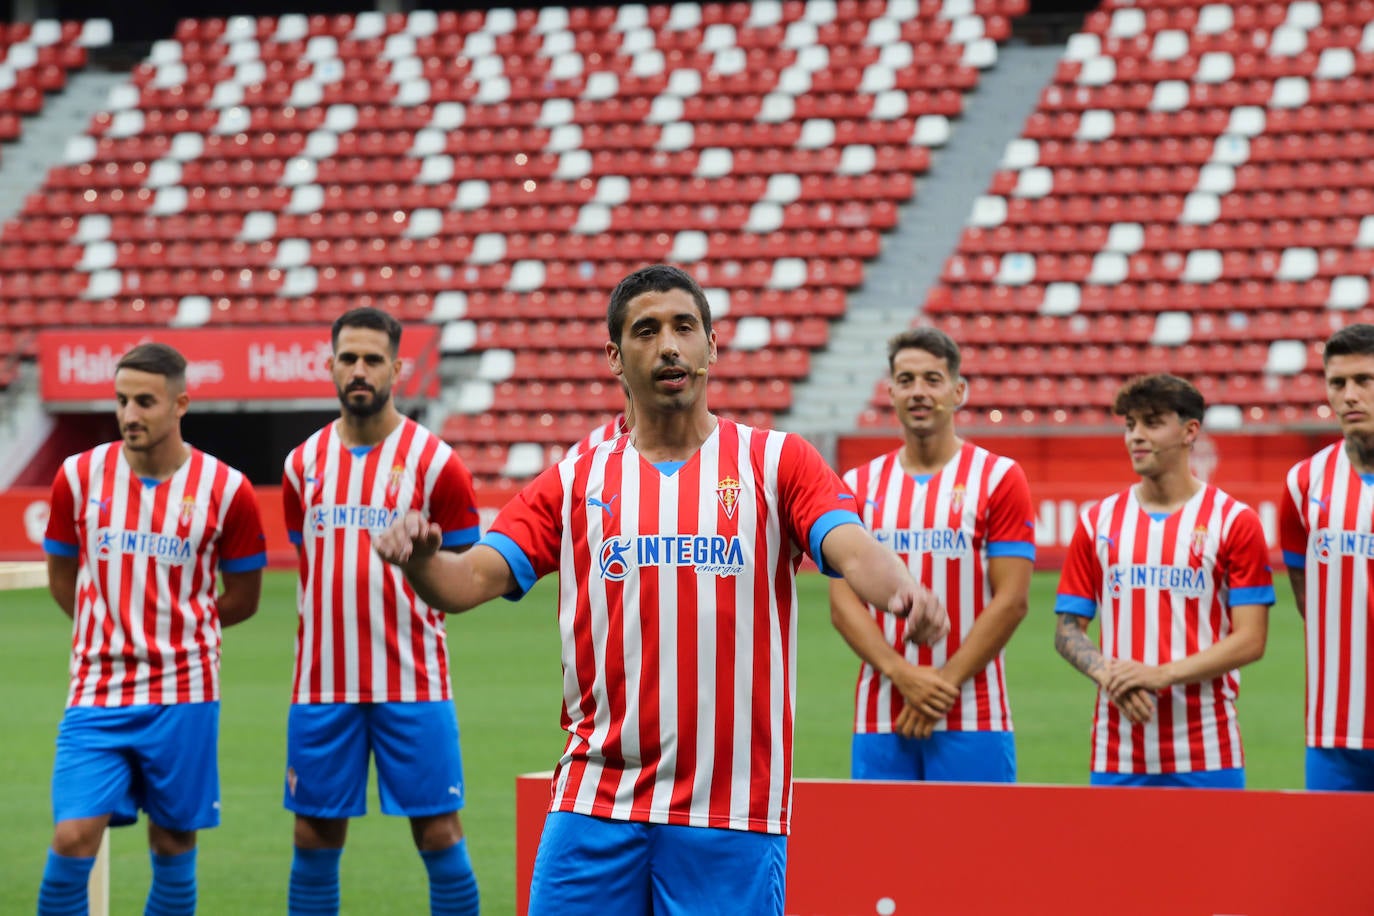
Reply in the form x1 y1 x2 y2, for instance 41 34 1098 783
148 823 196 857
410 812 462 851
51 817 109 858
295 815 347 849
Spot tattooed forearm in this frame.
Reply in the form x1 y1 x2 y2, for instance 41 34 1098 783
1055 614 1106 684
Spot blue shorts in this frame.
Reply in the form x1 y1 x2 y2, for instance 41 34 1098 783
1306 747 1374 791
52 703 220 831
851 731 1017 783
1090 768 1245 789
528 812 786 916
285 701 465 819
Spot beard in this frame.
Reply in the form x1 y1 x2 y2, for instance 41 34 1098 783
338 384 391 418
120 425 162 451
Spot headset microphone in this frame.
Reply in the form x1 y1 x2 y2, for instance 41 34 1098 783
695 366 708 376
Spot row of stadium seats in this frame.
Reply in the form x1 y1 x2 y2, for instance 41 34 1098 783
165 1 1024 38
0 19 108 142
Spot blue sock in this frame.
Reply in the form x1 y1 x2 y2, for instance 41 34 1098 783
420 839 479 916
145 848 196 916
38 850 95 916
289 846 342 915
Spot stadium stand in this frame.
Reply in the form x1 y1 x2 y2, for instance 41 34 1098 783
0 18 110 387
0 0 1022 488
864 0 1374 432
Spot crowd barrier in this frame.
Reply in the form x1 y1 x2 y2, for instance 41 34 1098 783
514 773 1374 915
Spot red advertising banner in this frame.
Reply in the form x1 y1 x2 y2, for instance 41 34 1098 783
516 775 1374 915
35 326 441 404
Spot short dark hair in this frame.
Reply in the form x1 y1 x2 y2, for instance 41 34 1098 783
116 342 187 390
1113 374 1204 422
332 307 402 355
606 264 712 344
887 327 961 377
1323 323 1374 363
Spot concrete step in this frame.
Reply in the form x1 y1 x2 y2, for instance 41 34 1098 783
779 44 1066 435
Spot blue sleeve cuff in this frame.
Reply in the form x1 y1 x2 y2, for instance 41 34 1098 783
810 510 865 578
988 540 1036 561
43 538 79 557
1055 594 1098 618
479 531 537 599
441 524 481 548
220 552 267 573
1229 585 1276 607
287 529 303 546
1282 550 1305 570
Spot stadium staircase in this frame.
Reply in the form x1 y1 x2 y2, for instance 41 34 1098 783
861 0 1374 434
784 42 1063 437
0 70 128 225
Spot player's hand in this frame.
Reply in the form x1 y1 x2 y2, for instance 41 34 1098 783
1109 687 1156 724
1102 659 1173 696
890 583 949 647
890 662 958 720
895 703 940 740
373 510 443 566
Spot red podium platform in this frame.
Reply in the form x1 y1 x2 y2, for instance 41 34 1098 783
515 774 1374 915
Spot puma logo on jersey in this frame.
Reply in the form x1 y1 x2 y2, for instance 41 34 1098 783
587 494 618 517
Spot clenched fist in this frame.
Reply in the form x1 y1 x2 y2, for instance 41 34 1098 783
888 583 950 647
373 510 444 566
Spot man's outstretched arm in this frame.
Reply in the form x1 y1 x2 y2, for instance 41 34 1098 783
374 510 518 614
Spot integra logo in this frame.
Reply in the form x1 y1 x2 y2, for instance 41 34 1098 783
1108 564 1209 599
873 527 970 558
1313 528 1374 564
597 535 746 581
95 527 193 565
309 505 402 535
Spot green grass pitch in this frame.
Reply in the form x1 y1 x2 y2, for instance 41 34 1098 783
1 570 1305 913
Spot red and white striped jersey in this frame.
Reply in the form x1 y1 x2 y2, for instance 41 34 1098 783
43 443 266 708
843 443 1035 733
1056 484 1275 774
1280 442 1374 750
483 418 861 835
283 418 480 704
566 413 629 461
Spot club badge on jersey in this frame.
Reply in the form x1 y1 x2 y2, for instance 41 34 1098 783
716 476 741 519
